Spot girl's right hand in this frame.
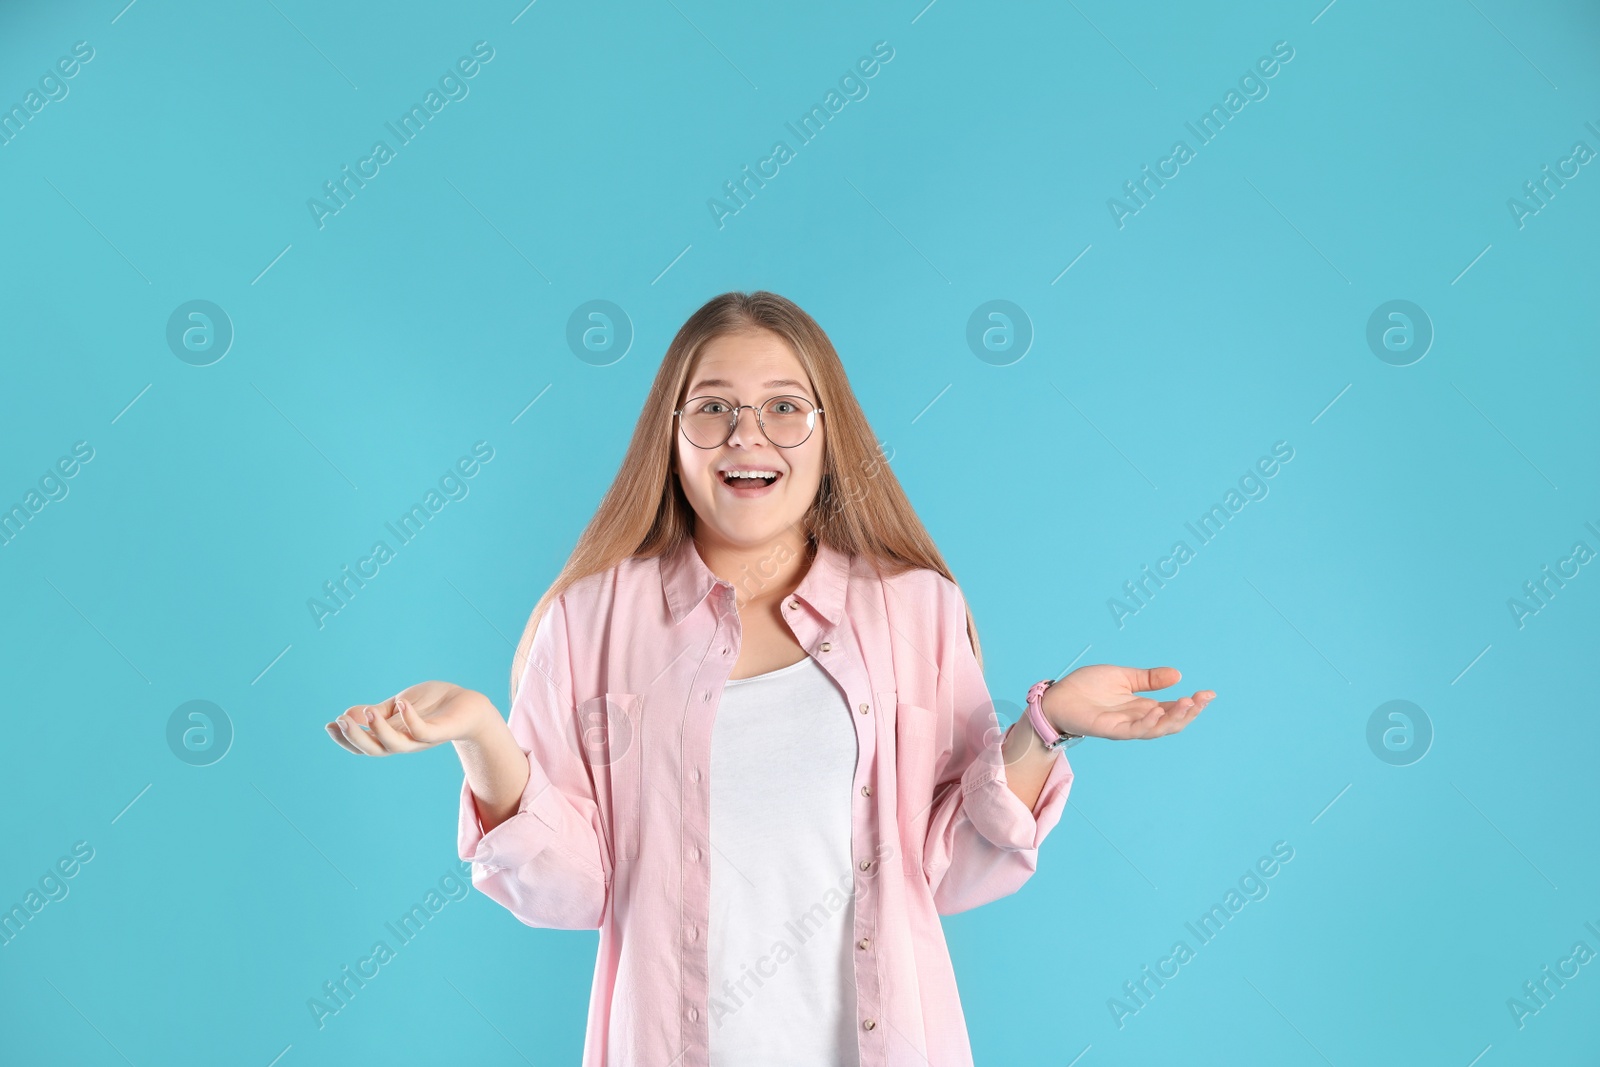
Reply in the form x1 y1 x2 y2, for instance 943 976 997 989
325 681 493 756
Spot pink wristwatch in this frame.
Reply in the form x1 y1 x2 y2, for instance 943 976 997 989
1025 678 1084 751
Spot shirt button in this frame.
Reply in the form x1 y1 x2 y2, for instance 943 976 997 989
691 767 702 783
787 600 798 610
689 1007 699 1021
863 1018 876 1030
858 858 872 871
857 937 871 950
690 847 702 862
861 785 871 797
703 690 711 701
858 702 869 715
687 925 699 941
722 647 730 655
820 642 832 652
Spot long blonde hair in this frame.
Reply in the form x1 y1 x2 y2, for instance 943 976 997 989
508 290 983 704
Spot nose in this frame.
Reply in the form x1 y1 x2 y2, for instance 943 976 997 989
725 405 767 448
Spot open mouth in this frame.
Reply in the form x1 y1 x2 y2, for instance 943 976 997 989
720 470 781 490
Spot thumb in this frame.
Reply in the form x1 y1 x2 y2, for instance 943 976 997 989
395 698 435 744
1128 665 1180 693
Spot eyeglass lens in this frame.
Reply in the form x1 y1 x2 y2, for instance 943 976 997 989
679 396 818 448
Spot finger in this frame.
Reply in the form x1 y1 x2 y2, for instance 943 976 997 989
335 709 388 756
1155 695 1210 737
387 705 416 739
325 721 363 755
1135 697 1168 726
1110 699 1164 739
368 702 426 753
1122 697 1182 739
397 698 443 745
337 713 387 755
339 703 388 733
1141 699 1189 738
1156 702 1200 737
1127 665 1181 694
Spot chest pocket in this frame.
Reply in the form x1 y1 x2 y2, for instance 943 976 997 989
895 702 942 877
577 692 642 869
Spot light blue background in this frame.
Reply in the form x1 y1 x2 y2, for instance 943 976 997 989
2 0 1597 1063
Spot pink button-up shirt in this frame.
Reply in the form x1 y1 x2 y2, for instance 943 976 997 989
458 535 1075 1066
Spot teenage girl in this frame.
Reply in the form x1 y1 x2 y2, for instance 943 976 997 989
325 290 1213 1066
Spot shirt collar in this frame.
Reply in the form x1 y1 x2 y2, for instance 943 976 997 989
660 534 850 627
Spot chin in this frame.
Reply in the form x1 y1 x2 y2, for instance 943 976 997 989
705 514 805 545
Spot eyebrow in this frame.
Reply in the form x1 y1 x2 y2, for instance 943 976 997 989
687 377 812 397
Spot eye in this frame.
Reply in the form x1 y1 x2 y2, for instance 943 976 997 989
695 399 729 414
769 400 798 414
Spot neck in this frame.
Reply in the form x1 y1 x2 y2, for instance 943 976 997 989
694 528 815 609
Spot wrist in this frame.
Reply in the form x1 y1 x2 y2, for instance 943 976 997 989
1026 678 1084 750
1004 717 1053 764
454 689 505 748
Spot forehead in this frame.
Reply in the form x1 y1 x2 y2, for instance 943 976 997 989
685 330 814 398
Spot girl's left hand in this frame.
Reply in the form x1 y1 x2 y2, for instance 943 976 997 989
1040 665 1213 740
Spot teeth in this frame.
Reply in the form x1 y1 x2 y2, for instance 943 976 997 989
723 470 778 479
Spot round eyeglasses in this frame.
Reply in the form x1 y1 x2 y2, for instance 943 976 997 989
673 394 824 449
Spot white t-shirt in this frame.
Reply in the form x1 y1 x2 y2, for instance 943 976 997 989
707 655 861 1067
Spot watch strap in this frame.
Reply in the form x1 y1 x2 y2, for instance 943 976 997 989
1024 678 1083 751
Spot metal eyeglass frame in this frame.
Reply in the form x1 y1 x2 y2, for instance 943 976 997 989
672 394 825 449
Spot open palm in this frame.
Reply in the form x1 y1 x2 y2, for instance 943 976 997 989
1041 664 1213 740
325 680 489 756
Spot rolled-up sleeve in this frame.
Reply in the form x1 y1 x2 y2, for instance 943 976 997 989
457 594 609 930
922 583 1074 915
